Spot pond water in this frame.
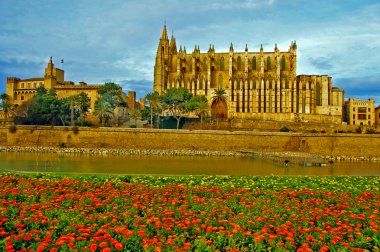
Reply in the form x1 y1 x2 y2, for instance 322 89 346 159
0 152 379 176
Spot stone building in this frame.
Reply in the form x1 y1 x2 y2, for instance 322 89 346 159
343 98 375 126
154 26 344 123
376 105 380 126
5 57 143 111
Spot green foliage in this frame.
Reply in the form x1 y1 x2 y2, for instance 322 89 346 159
212 87 227 103
145 91 161 128
129 109 141 127
365 127 376 134
58 142 66 148
129 124 137 128
161 88 193 129
0 93 16 123
94 82 128 126
94 99 114 126
310 129 318 133
0 173 379 251
280 126 291 132
356 126 363 134
23 88 63 125
185 95 209 129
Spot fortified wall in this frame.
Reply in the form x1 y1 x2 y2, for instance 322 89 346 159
1 126 379 159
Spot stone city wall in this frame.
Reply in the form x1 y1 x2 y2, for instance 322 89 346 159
1 126 379 159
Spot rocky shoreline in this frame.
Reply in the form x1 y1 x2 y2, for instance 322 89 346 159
0 146 378 162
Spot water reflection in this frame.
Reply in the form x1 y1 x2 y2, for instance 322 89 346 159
0 152 379 176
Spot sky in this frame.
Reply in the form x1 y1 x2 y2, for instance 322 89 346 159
0 0 379 104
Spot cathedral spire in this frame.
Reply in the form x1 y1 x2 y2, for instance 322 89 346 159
169 34 177 54
161 25 168 40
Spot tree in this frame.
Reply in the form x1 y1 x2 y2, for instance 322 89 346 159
93 99 114 126
61 92 91 126
212 87 227 104
0 93 15 124
24 88 63 125
94 82 128 126
129 109 141 127
185 95 209 129
145 91 161 128
161 88 193 129
212 87 228 128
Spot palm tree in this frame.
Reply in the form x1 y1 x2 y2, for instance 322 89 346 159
211 88 228 129
0 93 15 124
195 99 209 129
145 91 161 128
212 87 227 104
129 109 141 127
94 100 114 126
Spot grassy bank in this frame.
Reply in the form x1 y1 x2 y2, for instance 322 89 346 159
1 172 379 251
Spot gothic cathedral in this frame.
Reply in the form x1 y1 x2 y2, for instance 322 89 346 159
154 26 344 122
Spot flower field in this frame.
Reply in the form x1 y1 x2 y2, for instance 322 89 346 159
0 173 379 251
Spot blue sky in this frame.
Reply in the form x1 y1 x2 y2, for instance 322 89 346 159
1 0 379 104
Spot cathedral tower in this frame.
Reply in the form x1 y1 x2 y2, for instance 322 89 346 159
153 25 170 94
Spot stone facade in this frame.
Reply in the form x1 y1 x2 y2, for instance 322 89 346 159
343 98 376 126
154 26 344 123
5 57 143 111
376 105 380 126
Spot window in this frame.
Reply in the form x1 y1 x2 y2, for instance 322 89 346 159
220 57 225 71
358 107 366 113
358 114 366 120
353 114 355 119
21 83 25 88
34 83 37 88
368 121 371 125
269 76 273 89
368 108 371 112
281 55 286 70
267 56 271 70
353 120 355 125
237 79 241 90
252 57 256 70
21 95 24 101
353 107 355 112
28 83 31 88
237 56 241 71
369 115 371 119
218 75 223 88
204 58 208 71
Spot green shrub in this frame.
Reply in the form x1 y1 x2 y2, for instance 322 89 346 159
366 128 376 134
310 129 318 133
280 126 291 132
58 142 66 148
356 126 363 134
129 125 137 128
8 125 16 133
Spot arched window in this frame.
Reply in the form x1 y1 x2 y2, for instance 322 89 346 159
237 56 242 71
220 57 225 71
204 58 208 71
189 60 192 72
267 56 271 70
252 56 256 70
218 75 223 88
281 55 286 70
237 79 241 90
21 95 24 101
